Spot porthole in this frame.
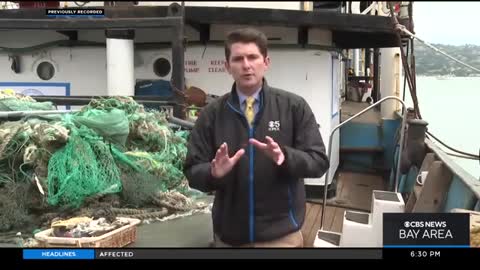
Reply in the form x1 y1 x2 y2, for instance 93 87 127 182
153 57 171 77
36 61 55 81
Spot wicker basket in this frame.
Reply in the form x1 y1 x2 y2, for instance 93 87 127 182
451 208 480 247
34 217 141 248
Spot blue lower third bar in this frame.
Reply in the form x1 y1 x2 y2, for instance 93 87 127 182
384 245 471 248
23 249 95 260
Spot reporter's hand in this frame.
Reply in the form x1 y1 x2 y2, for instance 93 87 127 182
249 136 285 166
211 142 245 178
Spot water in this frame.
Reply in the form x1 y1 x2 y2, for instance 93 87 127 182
405 76 480 179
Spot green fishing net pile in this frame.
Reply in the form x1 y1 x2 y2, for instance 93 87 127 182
0 93 191 216
0 91 64 230
46 124 123 207
76 97 191 206
0 92 54 111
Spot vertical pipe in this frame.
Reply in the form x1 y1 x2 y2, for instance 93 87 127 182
380 48 401 119
373 48 380 102
170 3 185 118
353 49 359 76
395 107 408 193
364 48 370 78
106 30 135 96
402 41 409 114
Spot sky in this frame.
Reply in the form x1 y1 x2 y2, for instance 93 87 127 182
413 2 480 45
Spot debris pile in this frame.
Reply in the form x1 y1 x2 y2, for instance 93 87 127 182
50 216 129 238
0 90 207 245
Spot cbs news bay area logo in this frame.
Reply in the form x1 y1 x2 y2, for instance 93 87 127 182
401 221 452 239
383 213 470 246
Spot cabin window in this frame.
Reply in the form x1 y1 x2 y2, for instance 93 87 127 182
36 61 55 80
153 57 171 77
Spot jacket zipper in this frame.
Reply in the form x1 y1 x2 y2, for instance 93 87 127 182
248 127 255 242
226 101 256 243
287 185 299 229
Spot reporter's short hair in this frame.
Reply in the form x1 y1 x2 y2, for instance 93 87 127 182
225 28 268 61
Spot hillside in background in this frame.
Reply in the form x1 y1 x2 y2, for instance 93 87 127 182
414 42 480 76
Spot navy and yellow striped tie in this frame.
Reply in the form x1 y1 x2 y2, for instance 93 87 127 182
245 96 255 127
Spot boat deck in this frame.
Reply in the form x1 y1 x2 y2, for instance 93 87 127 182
341 101 381 124
129 171 385 247
301 171 385 247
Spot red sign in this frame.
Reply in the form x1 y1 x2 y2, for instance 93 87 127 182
185 60 200 73
208 59 226 73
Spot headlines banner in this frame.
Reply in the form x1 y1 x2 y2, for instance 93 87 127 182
14 213 474 262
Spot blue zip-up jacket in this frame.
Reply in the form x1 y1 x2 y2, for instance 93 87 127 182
184 80 329 246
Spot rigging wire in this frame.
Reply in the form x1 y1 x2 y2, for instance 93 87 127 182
388 4 479 162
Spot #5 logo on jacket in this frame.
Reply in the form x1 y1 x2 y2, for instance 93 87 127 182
268 120 280 131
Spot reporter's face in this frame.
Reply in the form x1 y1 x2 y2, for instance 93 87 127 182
225 42 270 93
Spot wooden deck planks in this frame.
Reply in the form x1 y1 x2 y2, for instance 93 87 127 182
302 171 385 247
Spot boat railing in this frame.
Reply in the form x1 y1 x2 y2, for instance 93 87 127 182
347 1 403 17
425 139 480 200
393 109 479 211
320 95 407 229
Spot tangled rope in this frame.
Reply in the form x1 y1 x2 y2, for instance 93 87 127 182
0 94 198 233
